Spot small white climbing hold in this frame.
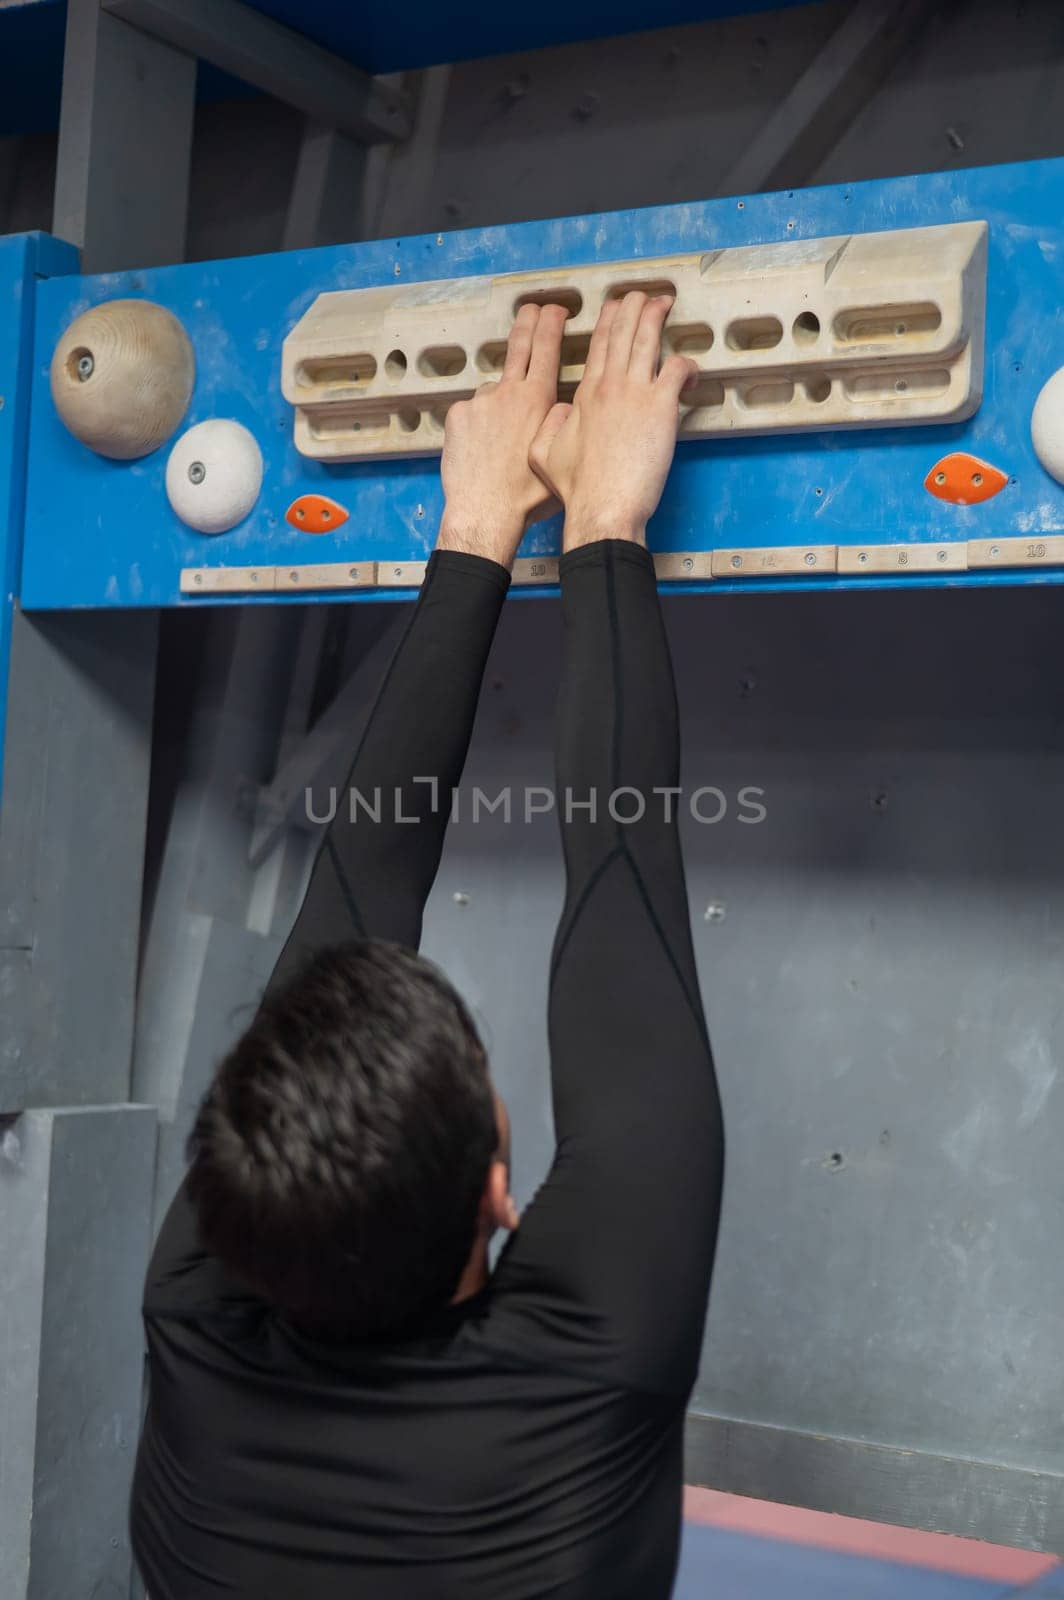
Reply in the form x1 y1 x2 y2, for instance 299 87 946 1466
166 419 263 534
1031 366 1064 486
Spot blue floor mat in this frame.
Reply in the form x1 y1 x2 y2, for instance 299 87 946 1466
1021 1572 1064 1596
673 1523 1015 1600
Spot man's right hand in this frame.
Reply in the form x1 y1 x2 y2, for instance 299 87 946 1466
528 292 697 550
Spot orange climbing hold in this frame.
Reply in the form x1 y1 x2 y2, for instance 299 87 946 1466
286 493 350 533
924 452 1007 506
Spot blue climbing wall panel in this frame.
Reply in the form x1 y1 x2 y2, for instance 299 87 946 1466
18 158 1064 610
0 231 77 798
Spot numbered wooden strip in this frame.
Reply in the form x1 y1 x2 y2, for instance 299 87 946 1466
377 560 428 587
275 562 378 592
711 545 838 578
838 543 968 575
654 552 715 582
512 556 560 586
967 536 1064 569
180 566 278 595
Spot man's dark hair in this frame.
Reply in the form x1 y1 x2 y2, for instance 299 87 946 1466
186 939 498 1340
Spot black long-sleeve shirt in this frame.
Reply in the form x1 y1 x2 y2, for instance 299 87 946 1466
131 542 725 1600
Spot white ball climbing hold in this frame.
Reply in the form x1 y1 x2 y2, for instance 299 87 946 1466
166 419 264 534
1031 366 1064 486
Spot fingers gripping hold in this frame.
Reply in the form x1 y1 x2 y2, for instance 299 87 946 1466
605 290 648 376
502 304 539 380
628 295 673 382
528 304 569 387
657 352 699 401
580 297 618 390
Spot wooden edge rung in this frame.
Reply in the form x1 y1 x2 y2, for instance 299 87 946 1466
275 562 377 591
512 556 560 585
967 536 1064 569
838 543 968 574
711 545 838 578
180 566 277 594
377 560 428 587
654 552 715 581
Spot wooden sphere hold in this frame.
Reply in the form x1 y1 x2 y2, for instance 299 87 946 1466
50 298 195 460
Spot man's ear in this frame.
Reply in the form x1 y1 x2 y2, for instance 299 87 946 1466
481 1158 520 1233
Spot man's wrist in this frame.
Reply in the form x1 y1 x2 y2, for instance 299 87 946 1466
562 515 647 551
437 510 524 569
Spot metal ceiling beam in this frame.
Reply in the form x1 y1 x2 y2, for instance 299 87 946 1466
103 0 412 144
716 0 934 198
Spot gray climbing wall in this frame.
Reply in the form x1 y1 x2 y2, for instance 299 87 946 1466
419 581 1064 1547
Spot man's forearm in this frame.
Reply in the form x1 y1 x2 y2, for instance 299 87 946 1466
266 548 510 990
491 538 722 1396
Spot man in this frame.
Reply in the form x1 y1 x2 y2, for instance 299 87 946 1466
131 291 725 1600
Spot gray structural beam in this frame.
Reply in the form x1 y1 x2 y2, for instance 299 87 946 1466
685 1414 1064 1552
366 66 452 239
283 64 451 251
716 0 934 197
0 608 157 1110
249 608 403 865
53 0 197 270
133 603 405 1222
134 606 331 1217
104 0 412 145
282 122 372 252
7 25 168 1590
0 1104 157 1600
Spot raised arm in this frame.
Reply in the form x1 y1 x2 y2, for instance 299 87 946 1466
144 304 570 1303
266 304 568 986
490 295 725 1398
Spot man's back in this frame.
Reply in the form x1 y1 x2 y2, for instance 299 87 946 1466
132 1185 685 1600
